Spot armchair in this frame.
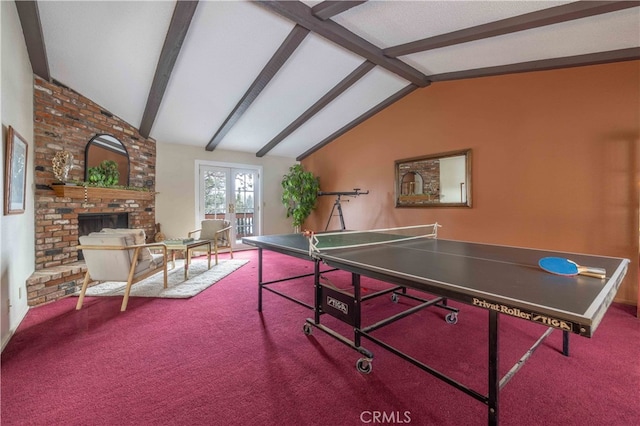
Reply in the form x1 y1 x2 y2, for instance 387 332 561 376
188 219 233 265
76 229 168 312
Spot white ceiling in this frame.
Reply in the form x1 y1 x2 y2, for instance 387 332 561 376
26 1 640 160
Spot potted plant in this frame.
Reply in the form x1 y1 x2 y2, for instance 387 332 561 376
87 160 120 187
281 164 320 232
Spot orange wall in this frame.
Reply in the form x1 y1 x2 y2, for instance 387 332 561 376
303 61 639 307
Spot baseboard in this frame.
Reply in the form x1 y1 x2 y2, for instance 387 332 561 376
614 296 637 306
1 306 29 353
1 329 14 353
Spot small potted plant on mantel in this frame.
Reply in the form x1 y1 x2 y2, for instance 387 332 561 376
87 160 120 187
281 164 320 233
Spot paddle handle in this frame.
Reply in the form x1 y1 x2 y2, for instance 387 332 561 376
577 266 606 279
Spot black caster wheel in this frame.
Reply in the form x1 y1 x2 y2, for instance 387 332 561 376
391 293 399 303
302 323 313 335
356 358 372 374
445 313 458 324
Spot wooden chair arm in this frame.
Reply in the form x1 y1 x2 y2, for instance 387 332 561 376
187 225 232 239
78 244 132 251
214 225 232 235
141 242 168 251
78 243 167 254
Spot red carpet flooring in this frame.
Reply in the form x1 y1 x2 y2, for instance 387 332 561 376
2 249 639 425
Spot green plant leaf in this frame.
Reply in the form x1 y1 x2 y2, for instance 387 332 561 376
281 164 319 228
87 160 120 187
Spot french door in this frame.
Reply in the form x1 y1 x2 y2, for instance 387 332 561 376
198 163 260 248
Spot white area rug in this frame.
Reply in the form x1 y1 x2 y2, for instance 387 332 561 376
78 259 249 299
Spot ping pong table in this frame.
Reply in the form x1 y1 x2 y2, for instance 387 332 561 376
243 227 629 425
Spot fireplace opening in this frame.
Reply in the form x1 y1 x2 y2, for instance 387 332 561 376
78 213 129 260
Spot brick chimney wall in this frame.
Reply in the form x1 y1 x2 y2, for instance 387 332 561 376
32 77 157 295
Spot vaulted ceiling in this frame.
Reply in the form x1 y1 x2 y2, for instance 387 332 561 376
16 1 640 160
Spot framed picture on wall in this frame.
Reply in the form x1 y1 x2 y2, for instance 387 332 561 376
4 126 29 215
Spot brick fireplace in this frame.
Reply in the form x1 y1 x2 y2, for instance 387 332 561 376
28 77 157 306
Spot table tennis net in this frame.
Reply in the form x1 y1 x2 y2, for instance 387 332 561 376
309 223 440 255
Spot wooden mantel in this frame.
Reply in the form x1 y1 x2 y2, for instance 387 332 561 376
52 184 154 201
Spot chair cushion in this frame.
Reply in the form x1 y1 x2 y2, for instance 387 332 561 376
133 255 165 278
79 233 135 281
200 220 226 240
100 228 153 262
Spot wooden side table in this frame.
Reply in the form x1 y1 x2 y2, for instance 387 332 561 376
164 239 212 279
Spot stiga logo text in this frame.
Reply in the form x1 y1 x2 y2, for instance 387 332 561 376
326 296 348 315
472 298 572 331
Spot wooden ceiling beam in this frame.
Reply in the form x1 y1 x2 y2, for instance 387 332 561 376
311 1 368 21
139 1 199 138
257 1 430 87
15 0 50 81
297 84 419 161
427 47 640 82
256 61 376 157
206 25 310 151
384 1 640 57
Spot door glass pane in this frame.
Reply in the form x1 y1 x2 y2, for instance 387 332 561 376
234 171 255 238
199 163 260 248
203 170 227 219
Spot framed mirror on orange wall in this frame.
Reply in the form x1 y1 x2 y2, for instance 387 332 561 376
84 134 129 186
395 149 471 208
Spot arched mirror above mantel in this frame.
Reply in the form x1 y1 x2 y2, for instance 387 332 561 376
84 134 129 186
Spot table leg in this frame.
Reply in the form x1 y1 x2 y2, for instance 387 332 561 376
171 250 176 269
488 310 499 426
185 249 190 279
313 260 321 324
353 273 362 349
257 248 263 312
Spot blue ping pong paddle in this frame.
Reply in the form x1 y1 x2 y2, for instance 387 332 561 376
538 257 606 279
